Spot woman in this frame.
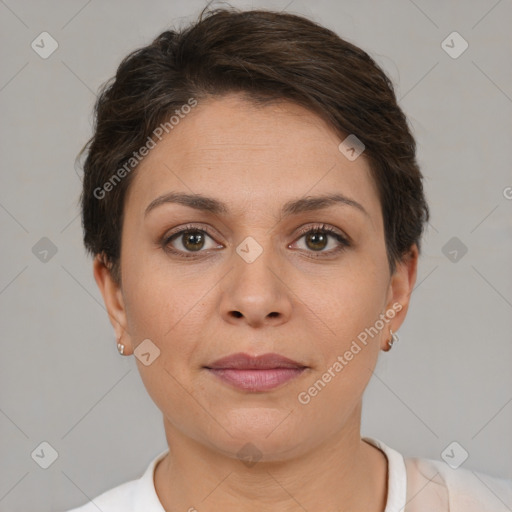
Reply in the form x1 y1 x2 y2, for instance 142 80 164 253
66 5 512 511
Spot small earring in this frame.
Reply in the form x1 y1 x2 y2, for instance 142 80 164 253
386 329 399 351
116 335 126 355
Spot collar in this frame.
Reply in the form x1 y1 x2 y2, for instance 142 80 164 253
362 436 408 512
133 437 407 511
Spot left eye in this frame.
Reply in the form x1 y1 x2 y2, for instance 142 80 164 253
292 226 349 254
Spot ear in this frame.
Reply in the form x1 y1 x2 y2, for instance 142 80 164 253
93 254 133 353
381 244 419 350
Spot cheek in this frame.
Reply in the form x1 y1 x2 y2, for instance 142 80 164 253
308 259 388 340
121 250 212 377
121 267 207 428
123 275 198 354
121 234 186 336
298 257 387 408
295 267 385 415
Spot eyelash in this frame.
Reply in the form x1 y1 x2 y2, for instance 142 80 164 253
161 223 350 259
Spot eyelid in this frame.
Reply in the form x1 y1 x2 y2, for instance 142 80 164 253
163 222 222 242
292 223 350 244
162 222 348 244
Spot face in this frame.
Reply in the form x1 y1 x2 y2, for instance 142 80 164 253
95 93 417 462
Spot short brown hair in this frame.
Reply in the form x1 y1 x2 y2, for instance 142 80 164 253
80 4 429 283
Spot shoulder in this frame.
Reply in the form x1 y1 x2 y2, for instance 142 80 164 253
404 455 512 512
63 479 138 512
61 448 169 512
363 436 512 512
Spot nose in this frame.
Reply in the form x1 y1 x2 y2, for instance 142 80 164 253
219 243 293 328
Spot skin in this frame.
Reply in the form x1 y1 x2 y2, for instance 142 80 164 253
94 93 418 512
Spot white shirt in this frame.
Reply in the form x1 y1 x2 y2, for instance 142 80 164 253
64 437 512 511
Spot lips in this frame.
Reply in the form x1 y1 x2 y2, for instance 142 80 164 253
204 352 307 392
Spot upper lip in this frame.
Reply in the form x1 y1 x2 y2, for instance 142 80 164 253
205 352 306 370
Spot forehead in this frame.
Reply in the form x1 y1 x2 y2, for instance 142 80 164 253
125 94 381 223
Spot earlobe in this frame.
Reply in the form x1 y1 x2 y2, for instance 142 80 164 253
93 254 131 352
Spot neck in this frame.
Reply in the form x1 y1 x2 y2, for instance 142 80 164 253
154 403 388 512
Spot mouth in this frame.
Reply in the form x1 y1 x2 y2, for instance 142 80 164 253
204 352 308 392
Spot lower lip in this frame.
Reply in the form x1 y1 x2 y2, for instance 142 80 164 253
206 368 306 391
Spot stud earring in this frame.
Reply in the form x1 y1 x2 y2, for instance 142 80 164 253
116 335 126 355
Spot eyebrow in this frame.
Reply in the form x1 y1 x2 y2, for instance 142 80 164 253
144 191 369 219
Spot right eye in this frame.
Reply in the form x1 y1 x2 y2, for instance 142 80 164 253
161 224 223 258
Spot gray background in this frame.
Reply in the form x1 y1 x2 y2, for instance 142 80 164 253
1 0 511 511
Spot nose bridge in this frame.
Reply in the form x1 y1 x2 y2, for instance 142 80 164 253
220 232 292 325
233 233 281 299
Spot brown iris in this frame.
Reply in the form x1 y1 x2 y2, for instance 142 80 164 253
305 231 328 251
182 231 205 251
